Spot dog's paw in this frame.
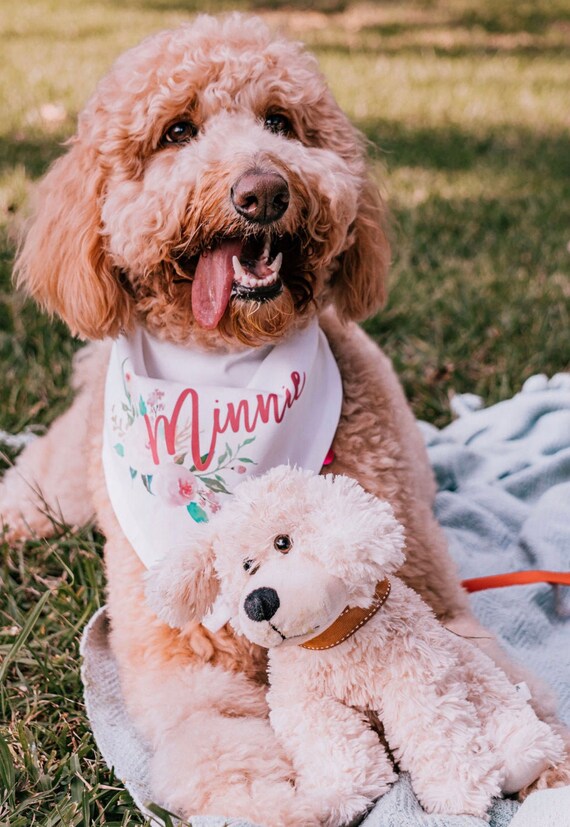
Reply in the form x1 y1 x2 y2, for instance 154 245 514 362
0 478 54 544
149 713 322 827
0 504 44 544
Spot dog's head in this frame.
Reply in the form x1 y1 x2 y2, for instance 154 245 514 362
145 466 405 648
15 14 389 347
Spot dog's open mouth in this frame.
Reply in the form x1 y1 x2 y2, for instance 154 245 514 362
191 234 284 330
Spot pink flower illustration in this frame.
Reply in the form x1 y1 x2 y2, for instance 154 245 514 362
203 491 221 513
147 388 165 407
122 417 160 475
236 465 247 474
154 464 197 507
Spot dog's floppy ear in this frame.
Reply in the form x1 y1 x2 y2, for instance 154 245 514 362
144 529 219 629
14 139 132 340
330 174 390 322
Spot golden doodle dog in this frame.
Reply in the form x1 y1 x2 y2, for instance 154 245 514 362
1 13 568 824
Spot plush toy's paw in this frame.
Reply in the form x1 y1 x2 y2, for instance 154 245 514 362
418 784 496 819
518 753 570 800
414 746 501 818
502 735 566 795
490 704 567 795
299 766 397 827
301 791 383 827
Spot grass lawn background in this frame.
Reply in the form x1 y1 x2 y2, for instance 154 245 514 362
0 0 569 823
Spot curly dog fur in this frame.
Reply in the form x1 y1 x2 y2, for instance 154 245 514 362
2 13 568 824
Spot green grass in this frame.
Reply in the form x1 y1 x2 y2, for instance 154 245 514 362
1 0 569 822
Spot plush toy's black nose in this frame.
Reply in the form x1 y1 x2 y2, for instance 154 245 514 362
243 587 280 622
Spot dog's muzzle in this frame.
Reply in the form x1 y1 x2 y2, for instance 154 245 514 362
231 170 289 225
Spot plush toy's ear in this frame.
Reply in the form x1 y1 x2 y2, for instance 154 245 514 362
330 475 406 578
14 139 132 340
330 174 390 322
364 495 406 577
144 530 219 629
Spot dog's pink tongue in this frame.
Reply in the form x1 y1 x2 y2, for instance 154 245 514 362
192 239 242 329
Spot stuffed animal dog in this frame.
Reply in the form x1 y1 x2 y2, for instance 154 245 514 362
146 466 565 825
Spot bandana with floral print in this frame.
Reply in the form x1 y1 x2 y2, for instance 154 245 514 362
102 318 342 569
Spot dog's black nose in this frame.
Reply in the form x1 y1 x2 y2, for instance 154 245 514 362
243 587 280 622
231 171 289 224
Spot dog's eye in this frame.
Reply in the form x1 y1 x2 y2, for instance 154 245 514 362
274 534 292 553
162 120 198 145
264 113 292 137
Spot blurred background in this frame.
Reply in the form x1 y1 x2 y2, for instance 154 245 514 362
1 0 569 433
0 1 569 823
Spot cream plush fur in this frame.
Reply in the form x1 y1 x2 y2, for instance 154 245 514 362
147 467 566 825
1 12 568 824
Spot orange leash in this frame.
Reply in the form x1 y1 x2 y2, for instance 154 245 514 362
462 570 570 593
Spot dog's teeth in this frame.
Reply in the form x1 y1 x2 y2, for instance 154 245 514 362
232 256 246 281
268 252 283 275
232 252 281 290
262 236 271 262
257 272 278 287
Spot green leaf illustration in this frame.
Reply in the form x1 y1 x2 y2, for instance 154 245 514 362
187 502 209 523
141 474 153 493
237 457 255 463
201 477 230 495
129 467 137 479
139 395 147 416
241 437 256 446
113 443 125 457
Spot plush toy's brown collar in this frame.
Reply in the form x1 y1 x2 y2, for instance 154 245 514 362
300 578 391 651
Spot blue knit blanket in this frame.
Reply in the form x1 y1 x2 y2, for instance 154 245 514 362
81 374 570 827
362 373 570 827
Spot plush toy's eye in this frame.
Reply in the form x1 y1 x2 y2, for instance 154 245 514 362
264 113 292 137
274 534 292 553
162 120 198 145
243 559 255 572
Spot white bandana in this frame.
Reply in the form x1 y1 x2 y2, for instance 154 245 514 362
102 319 342 569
